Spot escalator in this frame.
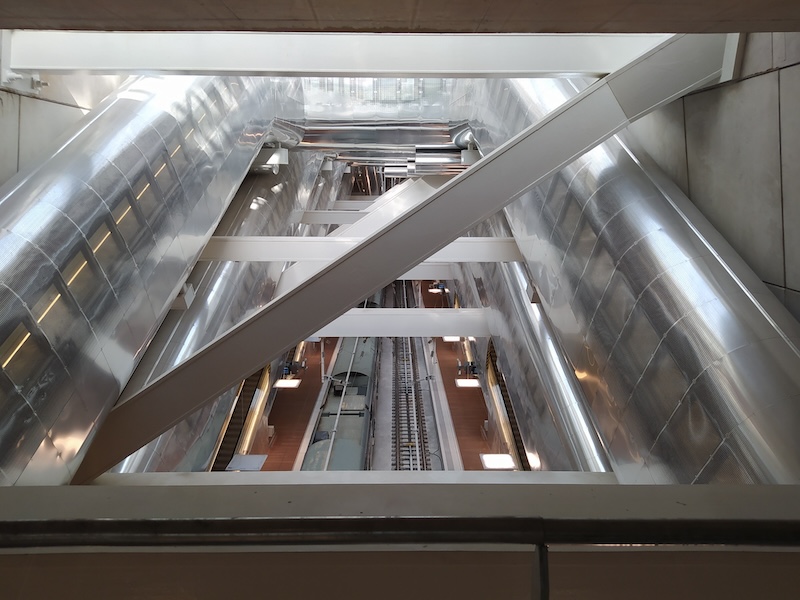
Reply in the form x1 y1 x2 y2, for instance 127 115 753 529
487 341 531 471
210 369 264 471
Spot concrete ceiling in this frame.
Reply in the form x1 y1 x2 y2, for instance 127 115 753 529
0 0 798 33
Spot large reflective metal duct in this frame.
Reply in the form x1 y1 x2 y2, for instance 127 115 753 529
454 79 800 483
0 75 275 485
115 152 347 472
452 214 611 473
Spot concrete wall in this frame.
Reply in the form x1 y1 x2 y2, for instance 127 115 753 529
627 33 800 322
0 74 126 187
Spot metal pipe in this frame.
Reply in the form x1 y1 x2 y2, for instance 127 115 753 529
0 75 273 485
453 77 800 482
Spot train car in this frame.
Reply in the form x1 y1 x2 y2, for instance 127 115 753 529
300 335 380 471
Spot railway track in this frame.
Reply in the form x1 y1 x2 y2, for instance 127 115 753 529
391 282 430 471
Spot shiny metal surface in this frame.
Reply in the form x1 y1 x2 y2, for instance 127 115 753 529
452 215 610 473
116 152 346 472
76 35 730 481
302 78 455 123
298 122 459 150
0 75 275 485
454 78 800 482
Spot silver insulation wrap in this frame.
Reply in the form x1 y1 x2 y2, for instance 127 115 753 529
453 214 611 473
0 76 275 484
452 78 800 483
115 153 348 472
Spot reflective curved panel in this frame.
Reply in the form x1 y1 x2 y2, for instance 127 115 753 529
0 76 275 484
453 78 800 483
115 152 348 473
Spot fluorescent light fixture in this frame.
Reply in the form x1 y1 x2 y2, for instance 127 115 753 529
455 378 480 388
480 453 516 470
442 336 460 342
527 452 542 470
274 379 301 389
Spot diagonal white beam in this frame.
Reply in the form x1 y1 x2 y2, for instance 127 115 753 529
200 236 524 263
332 201 375 210
313 308 490 338
73 34 730 483
7 31 671 77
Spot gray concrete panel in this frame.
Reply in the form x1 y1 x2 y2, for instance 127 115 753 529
741 33 774 78
626 98 689 195
781 64 800 289
773 33 800 69
685 71 784 286
786 289 800 323
0 91 19 186
766 282 786 305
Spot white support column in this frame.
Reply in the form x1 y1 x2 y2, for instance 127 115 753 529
73 34 729 483
7 32 672 78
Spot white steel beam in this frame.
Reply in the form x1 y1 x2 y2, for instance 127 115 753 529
7 31 672 77
200 236 524 263
313 308 490 338
400 264 455 280
73 34 729 483
299 210 365 225
332 201 374 210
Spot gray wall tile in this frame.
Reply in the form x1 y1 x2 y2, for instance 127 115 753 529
781 64 800 290
685 72 784 286
0 91 20 187
626 98 689 195
767 283 786 304
741 33 774 78
785 289 800 324
773 33 800 69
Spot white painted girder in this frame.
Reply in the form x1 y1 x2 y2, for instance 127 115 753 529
299 210 364 225
7 31 672 77
331 201 374 210
399 264 455 280
313 308 490 338
72 34 730 483
200 236 524 263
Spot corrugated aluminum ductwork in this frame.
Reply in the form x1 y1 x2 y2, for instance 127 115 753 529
0 75 277 485
452 214 611 473
115 152 347 472
452 78 800 483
